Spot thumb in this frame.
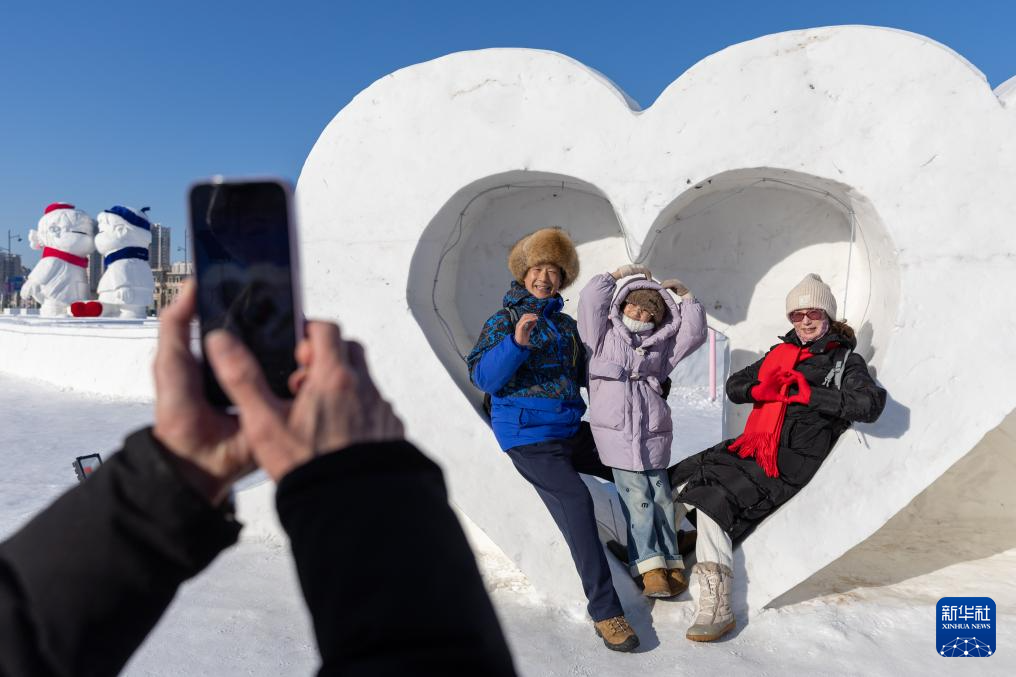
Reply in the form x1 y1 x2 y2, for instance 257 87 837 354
205 330 284 423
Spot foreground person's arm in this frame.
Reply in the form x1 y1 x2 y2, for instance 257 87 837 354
276 441 515 676
0 431 240 677
206 321 517 677
0 282 256 677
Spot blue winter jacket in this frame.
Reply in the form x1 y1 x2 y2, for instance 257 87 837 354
467 282 586 451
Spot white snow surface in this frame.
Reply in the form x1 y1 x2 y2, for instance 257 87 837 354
2 373 1012 676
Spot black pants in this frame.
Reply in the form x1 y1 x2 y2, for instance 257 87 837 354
506 423 622 621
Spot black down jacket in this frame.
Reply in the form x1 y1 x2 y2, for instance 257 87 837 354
670 327 886 542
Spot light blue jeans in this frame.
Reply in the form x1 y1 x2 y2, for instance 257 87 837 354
611 467 683 576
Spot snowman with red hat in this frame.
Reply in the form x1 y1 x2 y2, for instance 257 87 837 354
94 205 156 318
21 202 96 317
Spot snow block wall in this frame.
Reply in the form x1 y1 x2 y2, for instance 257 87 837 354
297 25 1016 611
0 317 157 399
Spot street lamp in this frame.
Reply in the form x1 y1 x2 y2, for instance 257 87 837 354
177 226 189 269
2 229 25 309
7 228 21 254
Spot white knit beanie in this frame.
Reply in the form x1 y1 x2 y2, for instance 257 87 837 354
785 273 837 319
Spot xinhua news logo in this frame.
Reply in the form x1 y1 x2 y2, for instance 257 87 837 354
937 597 995 657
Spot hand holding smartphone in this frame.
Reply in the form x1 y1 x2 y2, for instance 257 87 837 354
188 178 303 407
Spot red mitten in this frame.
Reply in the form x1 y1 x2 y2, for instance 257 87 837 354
751 381 779 402
786 370 812 404
751 371 795 403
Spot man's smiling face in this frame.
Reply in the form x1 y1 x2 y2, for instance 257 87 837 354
524 264 562 299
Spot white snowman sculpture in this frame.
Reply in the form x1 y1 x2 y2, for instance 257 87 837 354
22 202 96 317
95 205 156 318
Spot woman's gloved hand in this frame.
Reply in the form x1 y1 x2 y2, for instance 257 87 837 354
785 370 813 405
750 371 794 403
660 278 692 300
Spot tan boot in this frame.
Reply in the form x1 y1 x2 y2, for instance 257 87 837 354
641 568 673 598
685 562 736 642
667 568 688 596
593 615 640 652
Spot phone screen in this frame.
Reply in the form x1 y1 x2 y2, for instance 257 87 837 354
189 180 300 406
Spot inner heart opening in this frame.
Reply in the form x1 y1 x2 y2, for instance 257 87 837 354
409 167 898 441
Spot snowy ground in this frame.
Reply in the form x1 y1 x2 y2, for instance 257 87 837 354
1 372 1012 676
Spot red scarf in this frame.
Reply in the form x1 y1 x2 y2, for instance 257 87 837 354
727 343 814 478
42 247 88 268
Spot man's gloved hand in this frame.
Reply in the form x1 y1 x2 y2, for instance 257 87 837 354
611 264 651 280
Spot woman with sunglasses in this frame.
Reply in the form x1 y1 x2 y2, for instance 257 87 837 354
668 273 886 643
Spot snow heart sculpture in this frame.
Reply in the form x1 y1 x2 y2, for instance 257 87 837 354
22 202 96 317
95 206 155 318
296 27 1016 610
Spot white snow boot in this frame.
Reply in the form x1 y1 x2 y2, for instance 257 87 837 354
686 562 735 642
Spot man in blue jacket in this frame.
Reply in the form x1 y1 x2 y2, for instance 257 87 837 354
467 227 639 652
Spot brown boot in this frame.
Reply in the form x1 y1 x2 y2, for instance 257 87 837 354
667 568 688 596
594 615 640 652
640 568 673 598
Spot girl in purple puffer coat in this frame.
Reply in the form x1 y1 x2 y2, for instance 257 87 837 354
578 264 707 598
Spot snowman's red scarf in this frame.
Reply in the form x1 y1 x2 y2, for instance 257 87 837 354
42 247 88 268
728 343 815 478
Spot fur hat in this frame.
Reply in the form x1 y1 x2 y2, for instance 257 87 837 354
786 273 837 319
507 228 580 289
624 288 666 322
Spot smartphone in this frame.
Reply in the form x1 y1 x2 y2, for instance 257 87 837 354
188 177 302 407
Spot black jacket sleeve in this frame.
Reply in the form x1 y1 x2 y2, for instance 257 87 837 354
276 440 516 677
0 428 241 677
725 356 764 404
805 352 887 423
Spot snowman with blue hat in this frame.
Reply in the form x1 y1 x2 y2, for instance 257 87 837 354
95 205 156 318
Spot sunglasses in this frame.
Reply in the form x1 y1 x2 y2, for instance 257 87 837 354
788 309 826 322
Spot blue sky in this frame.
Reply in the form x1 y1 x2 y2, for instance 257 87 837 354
2 0 1013 265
